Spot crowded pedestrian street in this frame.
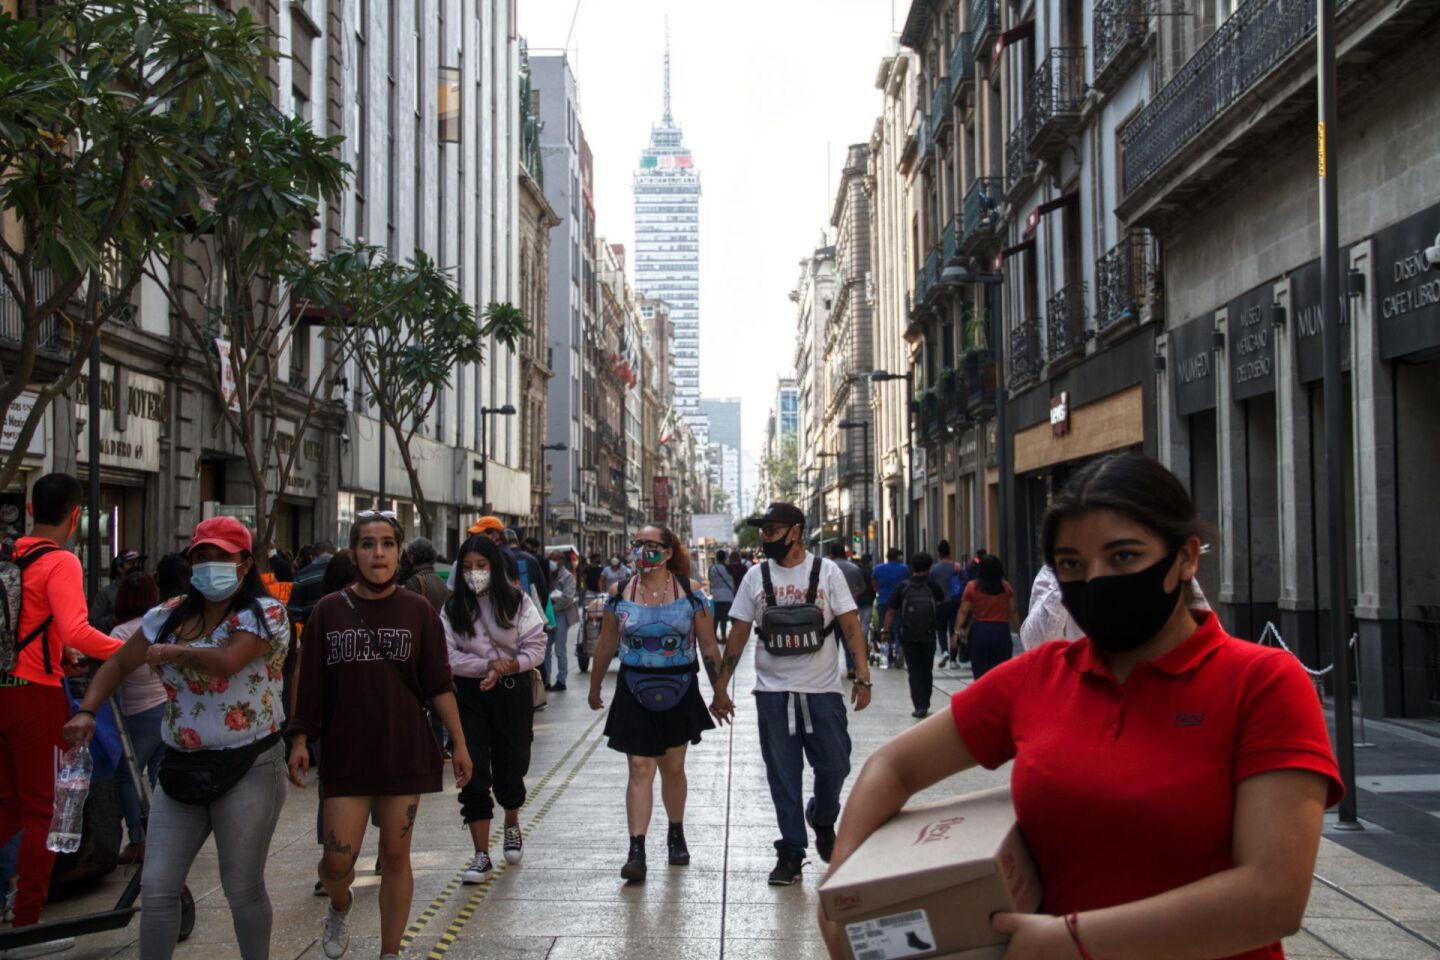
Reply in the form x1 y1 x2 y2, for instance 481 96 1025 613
24 649 1440 960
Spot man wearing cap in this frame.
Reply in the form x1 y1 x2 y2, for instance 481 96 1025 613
709 502 872 887
90 547 147 633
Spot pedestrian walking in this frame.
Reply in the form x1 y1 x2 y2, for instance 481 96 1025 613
709 503 871 886
588 524 721 883
287 540 337 628
928 541 963 666
601 555 632 591
154 552 193 602
402 538 451 613
826 543 867 679
879 552 945 717
89 547 147 633
64 515 291 960
820 453 1344 959
869 548 909 667
543 551 578 691
109 572 166 866
286 511 472 960
707 549 738 641
444 535 546 883
0 474 124 948
954 555 1022 679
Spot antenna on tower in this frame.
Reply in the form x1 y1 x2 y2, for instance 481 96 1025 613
663 17 672 124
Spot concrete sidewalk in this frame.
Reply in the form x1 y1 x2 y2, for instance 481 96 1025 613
18 648 1440 960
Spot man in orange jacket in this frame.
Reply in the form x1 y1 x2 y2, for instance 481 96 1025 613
0 474 125 937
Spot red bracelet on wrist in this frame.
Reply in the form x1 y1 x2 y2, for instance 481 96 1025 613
1064 913 1094 960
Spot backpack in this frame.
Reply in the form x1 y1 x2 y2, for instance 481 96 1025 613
757 558 827 658
899 581 939 640
0 544 60 675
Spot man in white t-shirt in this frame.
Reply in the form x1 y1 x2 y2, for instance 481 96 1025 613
710 502 871 887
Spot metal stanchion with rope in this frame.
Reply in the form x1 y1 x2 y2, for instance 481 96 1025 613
1257 622 1372 748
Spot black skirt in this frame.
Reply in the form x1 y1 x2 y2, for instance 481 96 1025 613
604 665 716 757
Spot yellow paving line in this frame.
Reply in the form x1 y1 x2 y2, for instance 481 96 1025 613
397 713 605 949
422 730 608 960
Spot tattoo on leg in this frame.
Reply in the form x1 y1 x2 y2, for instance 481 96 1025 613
400 802 418 839
320 830 357 880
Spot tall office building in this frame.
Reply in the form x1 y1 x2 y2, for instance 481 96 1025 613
633 36 702 426
700 397 742 519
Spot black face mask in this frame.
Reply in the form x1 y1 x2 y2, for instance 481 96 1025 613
1058 552 1182 654
761 531 794 562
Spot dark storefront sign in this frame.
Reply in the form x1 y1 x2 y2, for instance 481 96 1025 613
1291 257 1352 384
1375 201 1440 360
1172 315 1217 417
1229 281 1276 400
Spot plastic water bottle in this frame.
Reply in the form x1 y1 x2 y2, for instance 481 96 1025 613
46 745 91 853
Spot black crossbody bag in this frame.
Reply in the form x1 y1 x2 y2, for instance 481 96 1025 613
757 559 828 657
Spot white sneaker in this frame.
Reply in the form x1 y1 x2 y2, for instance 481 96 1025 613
0 938 76 959
461 850 493 884
320 894 351 959
503 826 523 865
2 889 14 924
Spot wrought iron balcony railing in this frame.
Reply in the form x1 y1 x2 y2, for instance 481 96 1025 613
950 32 976 95
962 177 1004 250
1006 119 1038 197
971 0 999 46
1095 231 1159 332
1009 321 1043 391
1046 283 1090 364
929 75 953 139
1027 48 1087 156
965 349 997 413
1094 0 1149 87
913 248 941 310
1122 0 1339 194
941 216 959 267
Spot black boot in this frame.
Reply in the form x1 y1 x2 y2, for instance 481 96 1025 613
667 822 690 866
620 835 647 882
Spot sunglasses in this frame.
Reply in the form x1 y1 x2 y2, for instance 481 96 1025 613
356 509 398 521
759 523 794 538
631 539 667 552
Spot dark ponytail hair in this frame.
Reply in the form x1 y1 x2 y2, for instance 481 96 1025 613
445 535 524 634
1042 454 1212 569
976 555 1006 595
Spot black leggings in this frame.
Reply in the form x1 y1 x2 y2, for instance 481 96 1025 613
454 675 534 824
969 621 1013 680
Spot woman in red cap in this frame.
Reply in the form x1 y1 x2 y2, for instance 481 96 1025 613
287 510 472 960
66 516 293 960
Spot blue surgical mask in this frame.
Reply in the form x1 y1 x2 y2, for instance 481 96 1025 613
191 562 241 601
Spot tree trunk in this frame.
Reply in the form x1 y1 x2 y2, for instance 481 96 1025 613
393 422 435 538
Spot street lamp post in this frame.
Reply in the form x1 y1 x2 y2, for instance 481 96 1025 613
838 419 872 558
538 442 567 552
480 404 518 520
870 369 915 555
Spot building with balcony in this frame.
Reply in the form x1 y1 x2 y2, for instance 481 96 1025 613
792 247 838 538
1134 0 1440 717
868 41 919 558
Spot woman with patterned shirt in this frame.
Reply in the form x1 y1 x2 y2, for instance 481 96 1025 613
66 516 291 960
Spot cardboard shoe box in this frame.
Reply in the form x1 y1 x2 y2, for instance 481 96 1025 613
818 786 1041 960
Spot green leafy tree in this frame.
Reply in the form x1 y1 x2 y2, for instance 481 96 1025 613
733 517 761 551
760 433 800 504
152 94 350 566
298 243 530 533
0 0 269 489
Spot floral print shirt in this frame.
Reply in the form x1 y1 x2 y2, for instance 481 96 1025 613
142 596 291 751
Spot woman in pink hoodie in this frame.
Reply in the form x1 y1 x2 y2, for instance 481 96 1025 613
442 534 548 883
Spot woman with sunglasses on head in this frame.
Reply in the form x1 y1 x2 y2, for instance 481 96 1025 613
287 511 472 960
817 455 1342 960
443 534 547 883
64 517 291 960
587 525 722 882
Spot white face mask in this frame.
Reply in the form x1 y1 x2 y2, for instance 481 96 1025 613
465 569 492 594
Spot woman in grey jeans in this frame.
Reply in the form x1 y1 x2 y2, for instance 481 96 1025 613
66 516 290 960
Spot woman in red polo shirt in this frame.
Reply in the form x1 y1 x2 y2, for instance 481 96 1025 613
820 454 1342 960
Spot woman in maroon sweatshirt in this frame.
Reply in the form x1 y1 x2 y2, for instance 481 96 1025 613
287 512 472 960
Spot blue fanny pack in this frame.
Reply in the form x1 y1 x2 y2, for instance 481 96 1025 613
623 669 692 712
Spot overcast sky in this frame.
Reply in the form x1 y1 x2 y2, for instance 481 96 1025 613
518 0 900 505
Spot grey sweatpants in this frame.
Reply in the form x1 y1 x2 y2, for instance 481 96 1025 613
140 740 287 960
